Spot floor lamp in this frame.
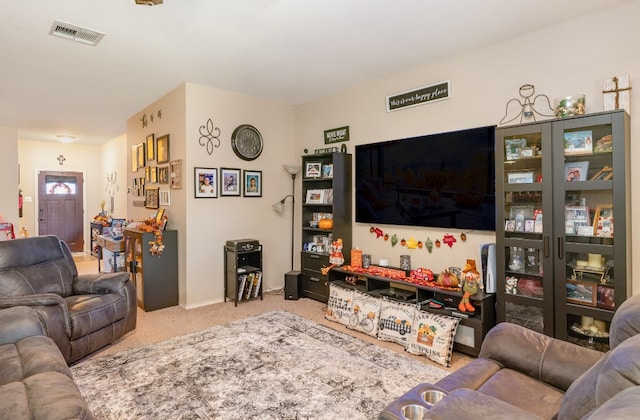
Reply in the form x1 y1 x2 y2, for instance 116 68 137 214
273 164 301 270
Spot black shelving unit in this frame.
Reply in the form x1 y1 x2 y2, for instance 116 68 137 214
224 240 263 306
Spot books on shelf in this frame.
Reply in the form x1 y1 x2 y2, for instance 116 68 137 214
237 271 262 301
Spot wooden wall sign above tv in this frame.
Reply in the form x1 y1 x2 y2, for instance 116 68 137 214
386 80 450 112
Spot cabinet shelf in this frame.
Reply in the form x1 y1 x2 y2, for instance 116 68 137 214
224 243 263 306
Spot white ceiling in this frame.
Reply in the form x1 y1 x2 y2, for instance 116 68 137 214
1 0 634 145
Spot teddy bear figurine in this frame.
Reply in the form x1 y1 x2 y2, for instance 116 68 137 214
458 259 481 312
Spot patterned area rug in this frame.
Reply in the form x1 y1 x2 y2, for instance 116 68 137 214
71 310 448 419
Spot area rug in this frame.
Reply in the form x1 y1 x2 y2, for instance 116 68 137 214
71 310 449 419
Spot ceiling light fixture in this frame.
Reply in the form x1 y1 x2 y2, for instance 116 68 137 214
56 134 75 143
135 0 163 5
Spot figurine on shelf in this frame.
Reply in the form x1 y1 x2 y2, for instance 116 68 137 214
321 238 344 275
458 259 481 312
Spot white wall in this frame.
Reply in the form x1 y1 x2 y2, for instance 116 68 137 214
101 134 128 219
126 83 295 308
294 2 640 293
0 126 19 227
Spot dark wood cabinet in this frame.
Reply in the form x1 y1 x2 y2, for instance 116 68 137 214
124 228 178 311
300 152 352 302
496 110 630 350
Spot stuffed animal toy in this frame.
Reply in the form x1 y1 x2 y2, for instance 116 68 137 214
458 259 481 312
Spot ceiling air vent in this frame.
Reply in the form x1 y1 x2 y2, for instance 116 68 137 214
49 20 105 46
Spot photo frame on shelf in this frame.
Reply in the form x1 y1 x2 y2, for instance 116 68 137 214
519 147 536 158
507 171 534 184
564 161 589 181
170 159 182 190
597 285 615 309
322 163 334 178
564 130 594 155
156 134 170 164
243 170 262 197
504 219 515 232
593 204 614 237
305 162 322 178
154 208 165 224
146 133 155 161
220 167 241 196
590 166 613 181
306 189 325 204
565 205 591 235
504 138 527 160
566 279 597 306
194 167 218 198
145 187 159 209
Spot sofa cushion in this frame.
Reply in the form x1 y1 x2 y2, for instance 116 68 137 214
25 372 93 419
477 368 564 419
0 335 70 386
609 292 640 349
0 236 75 298
559 334 640 420
66 293 128 339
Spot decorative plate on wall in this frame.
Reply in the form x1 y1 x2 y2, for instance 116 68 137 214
231 124 263 161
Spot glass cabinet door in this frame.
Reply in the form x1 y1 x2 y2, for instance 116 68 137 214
553 111 629 350
496 122 554 336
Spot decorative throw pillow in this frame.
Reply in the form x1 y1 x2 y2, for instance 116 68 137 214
406 309 461 367
346 290 382 337
325 283 354 326
377 299 416 347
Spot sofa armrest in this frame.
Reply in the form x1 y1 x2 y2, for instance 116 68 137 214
73 272 131 296
480 322 604 391
0 306 45 344
0 294 72 338
427 388 543 420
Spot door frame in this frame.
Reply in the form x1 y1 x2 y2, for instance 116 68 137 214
34 168 88 253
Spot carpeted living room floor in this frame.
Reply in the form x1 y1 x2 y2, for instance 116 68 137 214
74 255 474 372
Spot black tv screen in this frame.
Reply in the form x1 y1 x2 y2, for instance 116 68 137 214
355 125 496 231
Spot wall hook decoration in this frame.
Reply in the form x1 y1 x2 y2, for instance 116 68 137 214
57 155 66 165
499 84 555 125
140 113 148 128
198 118 221 155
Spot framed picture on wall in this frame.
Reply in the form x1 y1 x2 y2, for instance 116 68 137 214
156 134 170 164
170 159 182 190
220 168 241 196
145 187 159 209
243 170 262 197
194 167 218 198
146 133 155 161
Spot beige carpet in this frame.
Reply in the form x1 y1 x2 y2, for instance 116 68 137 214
74 256 473 372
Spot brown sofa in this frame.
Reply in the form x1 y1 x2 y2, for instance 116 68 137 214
0 306 94 419
0 235 136 364
380 292 640 419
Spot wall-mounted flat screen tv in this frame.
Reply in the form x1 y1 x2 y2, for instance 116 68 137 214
355 125 496 231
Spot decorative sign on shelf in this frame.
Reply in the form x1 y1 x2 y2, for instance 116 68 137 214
324 126 350 144
386 80 450 112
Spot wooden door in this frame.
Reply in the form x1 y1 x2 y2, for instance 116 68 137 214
37 171 84 252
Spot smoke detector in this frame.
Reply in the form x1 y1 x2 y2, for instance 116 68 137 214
136 0 163 5
49 20 105 46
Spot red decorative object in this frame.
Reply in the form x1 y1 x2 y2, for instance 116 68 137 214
443 234 457 248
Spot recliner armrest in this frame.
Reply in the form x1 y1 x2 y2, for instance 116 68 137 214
73 272 131 296
426 388 543 420
0 294 72 337
0 306 45 344
480 322 604 391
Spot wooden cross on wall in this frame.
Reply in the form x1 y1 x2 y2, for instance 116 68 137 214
603 76 632 112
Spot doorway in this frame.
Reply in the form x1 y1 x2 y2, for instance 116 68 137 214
37 171 84 252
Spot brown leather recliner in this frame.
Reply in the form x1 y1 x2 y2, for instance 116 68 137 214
0 235 136 364
380 292 640 419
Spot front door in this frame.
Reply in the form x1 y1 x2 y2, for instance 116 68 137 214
37 171 84 252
